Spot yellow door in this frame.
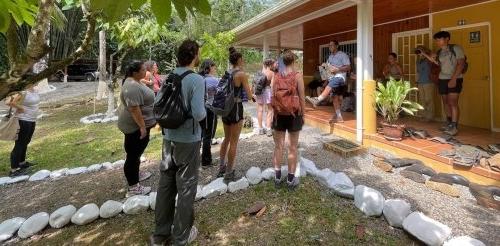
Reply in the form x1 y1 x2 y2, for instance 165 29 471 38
448 26 491 129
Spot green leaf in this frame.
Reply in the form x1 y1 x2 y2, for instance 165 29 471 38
195 0 211 15
172 0 187 21
130 0 145 10
151 0 171 26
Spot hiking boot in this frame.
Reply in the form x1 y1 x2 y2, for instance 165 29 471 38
223 170 237 184
306 96 320 108
444 126 458 136
287 177 300 191
216 165 226 178
188 226 198 244
126 184 151 197
9 168 29 177
139 171 152 182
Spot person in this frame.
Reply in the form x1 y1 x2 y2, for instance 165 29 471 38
217 47 254 182
6 85 40 177
117 60 155 197
382 52 403 81
415 45 435 122
434 31 466 136
152 40 206 245
151 61 162 94
305 41 351 123
271 50 305 190
198 59 219 167
141 61 156 91
255 58 275 136
307 65 324 97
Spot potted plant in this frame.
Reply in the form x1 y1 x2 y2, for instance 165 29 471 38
374 78 423 141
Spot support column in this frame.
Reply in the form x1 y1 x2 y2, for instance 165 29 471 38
263 35 269 60
356 0 376 143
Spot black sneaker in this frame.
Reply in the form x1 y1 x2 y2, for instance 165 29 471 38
216 165 226 178
274 177 283 189
223 170 237 184
9 168 29 177
287 177 300 191
19 161 36 169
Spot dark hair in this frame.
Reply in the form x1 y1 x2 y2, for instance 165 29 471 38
433 31 451 40
228 47 242 66
177 39 200 67
282 50 296 66
263 58 275 68
330 40 339 46
389 52 398 59
145 60 156 72
122 60 144 84
198 59 216 77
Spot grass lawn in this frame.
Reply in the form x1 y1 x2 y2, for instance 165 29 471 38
21 178 413 245
0 99 250 176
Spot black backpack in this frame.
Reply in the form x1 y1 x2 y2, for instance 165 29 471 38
207 70 238 117
437 44 468 74
154 70 193 129
252 71 267 95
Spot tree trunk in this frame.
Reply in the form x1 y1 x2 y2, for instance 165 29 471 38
98 31 115 117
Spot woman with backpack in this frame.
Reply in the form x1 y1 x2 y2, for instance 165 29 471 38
198 59 219 167
117 60 155 197
217 47 254 182
271 50 305 190
254 58 275 136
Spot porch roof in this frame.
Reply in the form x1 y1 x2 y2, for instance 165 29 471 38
233 0 490 49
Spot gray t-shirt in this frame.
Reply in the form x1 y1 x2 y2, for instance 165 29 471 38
327 51 351 81
17 90 40 122
438 44 465 80
118 78 156 134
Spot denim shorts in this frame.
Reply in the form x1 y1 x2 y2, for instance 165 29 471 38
328 77 347 96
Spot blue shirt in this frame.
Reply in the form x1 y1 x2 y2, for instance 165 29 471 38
327 51 350 81
204 75 219 105
417 59 431 84
164 67 206 143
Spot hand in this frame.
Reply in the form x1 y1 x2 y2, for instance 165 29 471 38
139 127 147 139
17 107 24 113
448 78 457 88
330 66 340 73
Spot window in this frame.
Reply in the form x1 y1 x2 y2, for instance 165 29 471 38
319 41 357 65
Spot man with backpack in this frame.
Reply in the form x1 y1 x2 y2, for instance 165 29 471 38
433 31 467 136
151 40 206 245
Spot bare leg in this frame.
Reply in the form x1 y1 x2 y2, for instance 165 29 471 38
273 131 286 171
266 104 273 129
226 121 243 172
441 94 451 120
448 93 460 124
257 104 264 129
219 123 231 166
287 131 300 176
319 86 332 99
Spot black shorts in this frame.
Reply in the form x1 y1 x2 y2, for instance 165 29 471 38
222 102 243 125
272 114 304 132
438 78 463 95
331 85 347 96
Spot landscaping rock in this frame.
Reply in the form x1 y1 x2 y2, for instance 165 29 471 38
0 177 12 186
430 173 469 187
102 162 113 170
315 168 335 187
112 159 125 169
228 177 250 193
67 167 88 176
123 195 150 215
71 204 100 225
149 192 157 210
400 170 426 183
383 199 411 228
87 163 102 172
425 180 460 197
195 185 203 201
405 164 437 177
330 172 355 199
385 158 423 168
295 163 307 177
7 175 29 184
443 236 485 246
354 185 385 217
49 205 77 229
260 168 275 181
50 168 68 180
373 159 393 172
201 178 227 199
29 170 51 181
246 167 262 185
18 212 49 239
300 157 320 176
403 212 451 246
0 217 25 242
99 200 123 218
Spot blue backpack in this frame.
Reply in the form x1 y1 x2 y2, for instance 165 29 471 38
207 70 238 117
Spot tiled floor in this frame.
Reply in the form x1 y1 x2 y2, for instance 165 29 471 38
303 105 500 181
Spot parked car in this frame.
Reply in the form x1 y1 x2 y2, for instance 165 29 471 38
54 64 98 82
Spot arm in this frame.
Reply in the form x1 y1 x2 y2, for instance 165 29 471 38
140 71 153 86
396 64 403 76
128 106 147 138
239 72 254 102
6 94 24 113
382 65 389 77
451 59 465 81
296 73 306 115
421 52 439 65
190 76 207 122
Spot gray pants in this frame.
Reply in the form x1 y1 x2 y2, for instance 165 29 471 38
154 139 201 246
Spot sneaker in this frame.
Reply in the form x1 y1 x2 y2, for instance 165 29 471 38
258 128 265 135
9 168 29 177
305 96 320 108
223 170 237 183
439 123 452 132
126 184 151 197
149 234 171 246
216 165 226 178
211 139 219 145
287 177 300 191
139 171 152 182
444 126 458 136
266 128 273 137
336 115 344 123
19 161 35 169
188 226 198 244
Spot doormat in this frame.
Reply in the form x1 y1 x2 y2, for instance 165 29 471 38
323 138 363 158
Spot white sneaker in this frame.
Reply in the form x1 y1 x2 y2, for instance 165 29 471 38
139 171 152 182
188 226 198 243
126 184 151 197
258 128 265 135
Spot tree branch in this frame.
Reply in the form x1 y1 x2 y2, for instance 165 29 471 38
6 21 19 67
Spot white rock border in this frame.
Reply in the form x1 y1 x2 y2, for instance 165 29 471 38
0 156 486 246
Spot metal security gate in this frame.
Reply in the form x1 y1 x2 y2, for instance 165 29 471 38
319 40 357 64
